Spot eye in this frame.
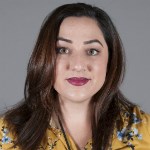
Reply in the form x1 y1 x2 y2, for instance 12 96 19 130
87 49 100 56
56 47 69 54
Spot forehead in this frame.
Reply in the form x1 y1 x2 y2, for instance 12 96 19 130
58 16 107 48
58 17 104 39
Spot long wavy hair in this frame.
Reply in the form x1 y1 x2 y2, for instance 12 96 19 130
4 3 135 150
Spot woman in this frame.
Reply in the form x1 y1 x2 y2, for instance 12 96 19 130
0 3 150 150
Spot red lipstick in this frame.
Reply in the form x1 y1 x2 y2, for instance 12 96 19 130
66 77 90 86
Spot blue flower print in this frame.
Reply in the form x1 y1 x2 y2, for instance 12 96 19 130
2 136 11 144
117 127 142 142
117 128 126 141
1 126 12 145
117 110 143 150
132 113 141 124
3 128 9 135
131 128 142 140
117 127 142 150
137 134 142 140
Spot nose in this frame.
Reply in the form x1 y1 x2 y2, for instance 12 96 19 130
68 54 87 72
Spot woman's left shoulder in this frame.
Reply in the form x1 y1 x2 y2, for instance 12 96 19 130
132 106 150 125
132 106 150 135
112 106 150 150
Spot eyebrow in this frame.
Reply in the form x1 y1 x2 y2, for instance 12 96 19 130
57 37 104 47
57 37 72 43
84 39 103 47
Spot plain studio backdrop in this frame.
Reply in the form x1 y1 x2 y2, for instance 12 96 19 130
0 0 150 113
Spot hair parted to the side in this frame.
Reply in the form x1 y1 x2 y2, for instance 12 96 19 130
4 3 135 150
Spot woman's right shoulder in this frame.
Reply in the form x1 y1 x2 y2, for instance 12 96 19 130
0 117 17 149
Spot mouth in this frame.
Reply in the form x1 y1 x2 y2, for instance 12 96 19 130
66 77 91 86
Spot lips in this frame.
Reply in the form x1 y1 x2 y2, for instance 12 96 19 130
66 77 90 86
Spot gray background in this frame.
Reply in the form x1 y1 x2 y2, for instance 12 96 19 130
0 0 150 113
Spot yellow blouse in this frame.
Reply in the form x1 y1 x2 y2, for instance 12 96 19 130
0 107 150 150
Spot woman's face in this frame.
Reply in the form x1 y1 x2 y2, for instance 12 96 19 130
54 17 108 103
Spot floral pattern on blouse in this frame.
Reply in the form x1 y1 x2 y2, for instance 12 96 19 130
0 107 150 150
0 125 16 149
116 111 143 150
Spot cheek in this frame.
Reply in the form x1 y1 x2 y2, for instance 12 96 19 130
94 66 107 84
93 56 108 75
54 57 66 89
92 59 108 88
55 57 66 76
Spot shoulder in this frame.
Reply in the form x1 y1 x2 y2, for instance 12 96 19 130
0 117 17 149
132 107 150 136
133 107 150 138
112 106 150 150
143 110 150 134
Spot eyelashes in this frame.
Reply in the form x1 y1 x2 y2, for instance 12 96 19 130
56 47 69 54
56 47 100 56
87 48 100 56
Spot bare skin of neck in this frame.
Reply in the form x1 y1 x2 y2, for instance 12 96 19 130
59 98 92 150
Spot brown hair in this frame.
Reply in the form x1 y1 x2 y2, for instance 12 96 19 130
4 3 135 150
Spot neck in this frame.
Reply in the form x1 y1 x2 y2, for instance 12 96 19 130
59 98 91 124
58 98 92 149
